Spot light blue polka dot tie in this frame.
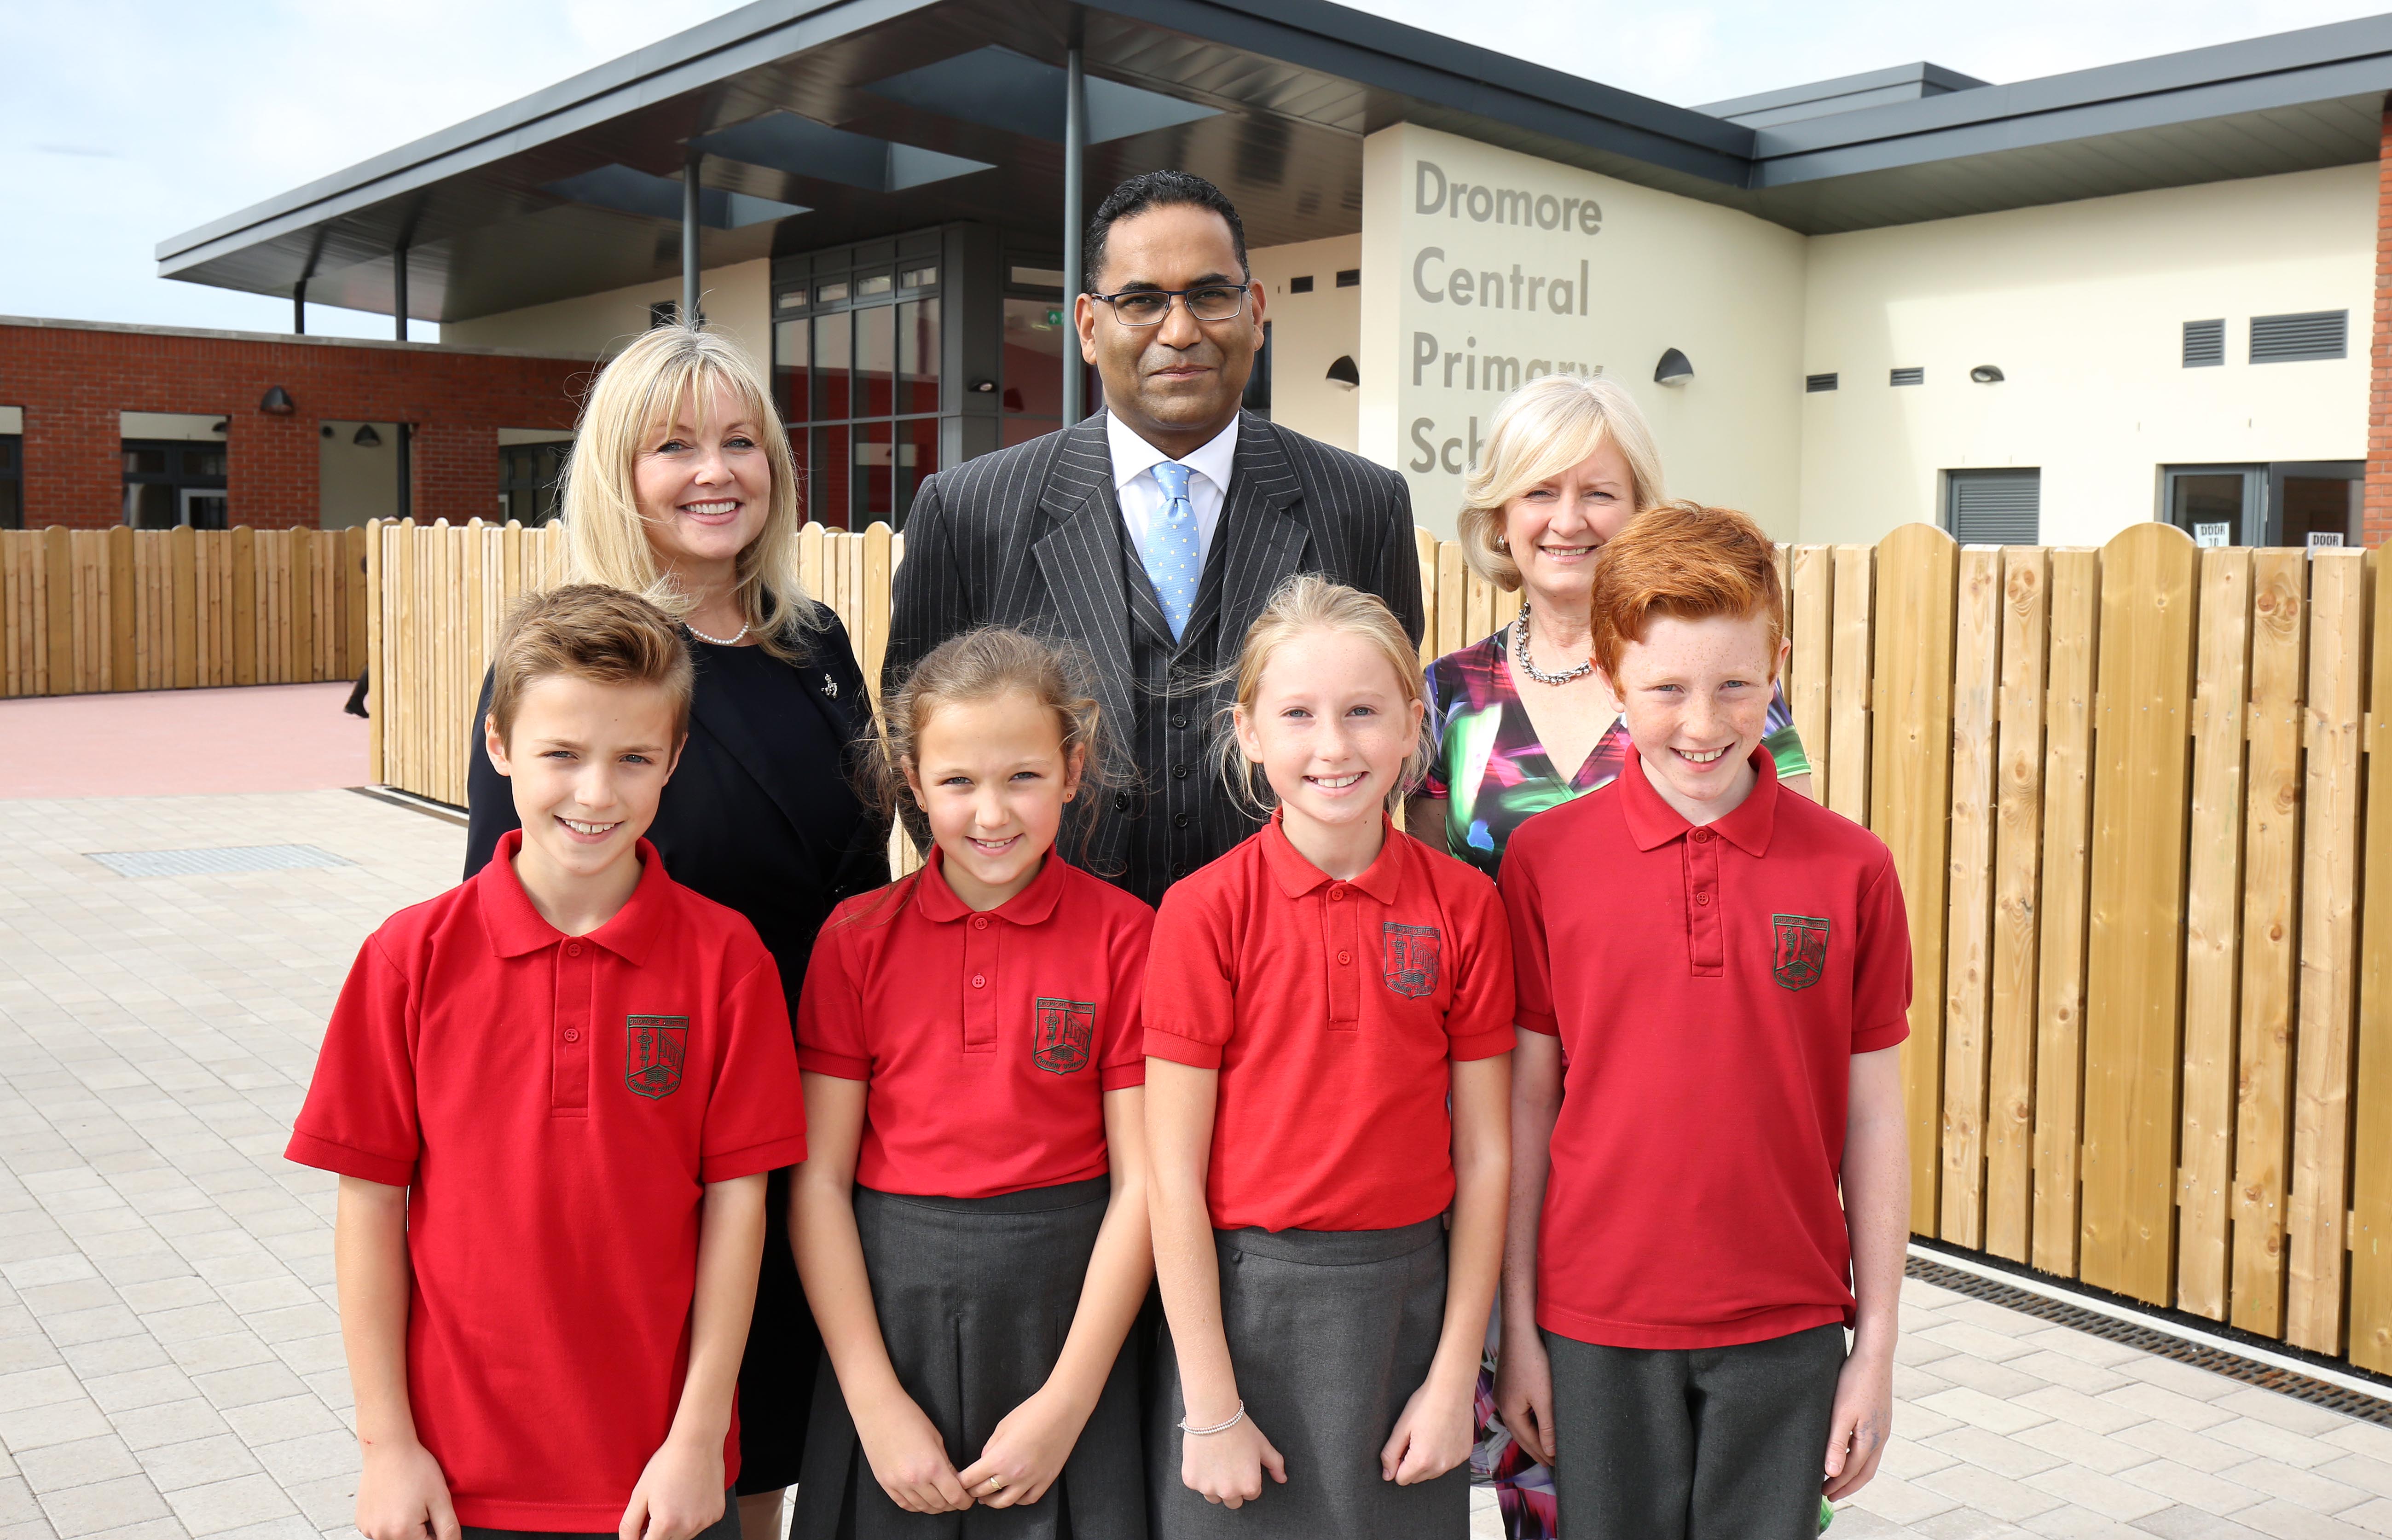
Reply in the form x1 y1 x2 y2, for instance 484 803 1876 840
1147 461 1200 642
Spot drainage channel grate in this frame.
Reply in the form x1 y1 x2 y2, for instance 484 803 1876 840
1905 1254 2392 1426
86 845 355 878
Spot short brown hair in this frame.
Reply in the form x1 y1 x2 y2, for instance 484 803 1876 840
487 584 695 743
1588 502 1785 685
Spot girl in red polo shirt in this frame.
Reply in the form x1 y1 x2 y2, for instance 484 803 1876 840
789 627 1154 1539
1144 574 1515 1540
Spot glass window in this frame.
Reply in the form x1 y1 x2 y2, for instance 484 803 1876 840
856 303 896 419
126 448 167 475
777 290 807 310
897 416 939 524
0 434 21 530
775 318 811 427
816 280 849 305
856 273 893 298
811 424 851 530
124 483 176 529
900 298 941 415
857 421 895 525
813 312 852 422
901 264 938 290
187 448 227 478
2272 463 2363 548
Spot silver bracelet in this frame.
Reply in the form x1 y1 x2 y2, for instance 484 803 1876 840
1179 1401 1247 1437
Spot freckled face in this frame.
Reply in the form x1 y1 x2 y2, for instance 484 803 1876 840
1605 610 1786 814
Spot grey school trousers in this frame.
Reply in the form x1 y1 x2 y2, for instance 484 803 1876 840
1544 1322 1845 1540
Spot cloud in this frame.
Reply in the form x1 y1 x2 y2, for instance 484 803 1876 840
29 143 126 159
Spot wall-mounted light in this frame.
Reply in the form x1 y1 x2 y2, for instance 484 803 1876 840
353 423 382 447
209 419 229 434
1325 355 1360 391
1654 348 1694 387
969 378 996 394
259 386 295 415
1969 365 2005 384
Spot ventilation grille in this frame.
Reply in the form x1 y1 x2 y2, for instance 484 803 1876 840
1890 367 1924 387
1948 469 2039 545
1805 372 1838 393
2250 310 2346 363
2183 318 2224 368
87 845 355 878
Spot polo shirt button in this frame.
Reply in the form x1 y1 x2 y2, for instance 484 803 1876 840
1329 887 1345 901
562 1028 579 1043
566 943 583 956
1337 950 1351 965
1691 829 1713 844
1696 892 1712 906
972 974 987 988
972 916 990 930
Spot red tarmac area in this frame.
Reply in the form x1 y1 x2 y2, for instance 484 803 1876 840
0 682 370 798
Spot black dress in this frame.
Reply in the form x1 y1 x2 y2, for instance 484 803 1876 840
464 613 890 1496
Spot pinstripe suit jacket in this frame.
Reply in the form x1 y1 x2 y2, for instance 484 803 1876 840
886 410 1423 897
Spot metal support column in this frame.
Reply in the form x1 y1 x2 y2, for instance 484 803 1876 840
1062 45 1087 425
683 149 702 327
392 243 408 343
293 279 306 336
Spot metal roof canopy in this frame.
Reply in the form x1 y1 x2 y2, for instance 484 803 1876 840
156 0 2392 324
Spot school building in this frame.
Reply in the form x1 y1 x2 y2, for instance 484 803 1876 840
11 2 2392 549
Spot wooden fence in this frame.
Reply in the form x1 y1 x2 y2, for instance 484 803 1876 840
0 526 369 698
369 516 2392 1374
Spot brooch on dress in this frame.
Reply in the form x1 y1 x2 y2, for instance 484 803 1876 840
823 676 839 697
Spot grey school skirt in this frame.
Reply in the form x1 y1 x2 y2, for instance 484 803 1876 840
793 1175 1144 1540
1149 1218 1464 1540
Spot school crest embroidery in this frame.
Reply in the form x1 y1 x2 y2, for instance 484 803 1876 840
1771 915 1830 992
625 1015 688 1099
1383 923 1441 999
1033 998 1095 1075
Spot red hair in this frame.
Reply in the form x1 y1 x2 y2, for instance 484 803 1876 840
1588 502 1786 683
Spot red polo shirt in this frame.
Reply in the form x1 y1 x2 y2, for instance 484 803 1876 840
1144 816 1514 1233
1504 750 1910 1350
797 850 1150 1198
284 832 808 1530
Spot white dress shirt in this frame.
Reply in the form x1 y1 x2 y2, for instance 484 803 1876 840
1106 411 1237 577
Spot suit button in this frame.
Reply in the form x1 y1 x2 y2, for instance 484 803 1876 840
1170 713 1188 729
1171 863 1190 879
1114 793 1130 811
563 1028 580 1043
1174 813 1191 828
1173 765 1190 780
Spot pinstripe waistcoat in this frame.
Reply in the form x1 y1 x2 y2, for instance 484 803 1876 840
885 410 1424 906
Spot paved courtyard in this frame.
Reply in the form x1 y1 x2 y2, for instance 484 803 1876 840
0 766 2389 1539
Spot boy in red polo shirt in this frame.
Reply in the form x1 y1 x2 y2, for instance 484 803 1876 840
287 587 808 1540
1493 505 1911 1540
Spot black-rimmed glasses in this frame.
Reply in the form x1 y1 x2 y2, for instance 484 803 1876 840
1089 283 1251 327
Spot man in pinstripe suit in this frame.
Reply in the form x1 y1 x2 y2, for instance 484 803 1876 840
886 171 1424 906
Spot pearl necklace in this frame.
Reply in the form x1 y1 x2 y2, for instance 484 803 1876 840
686 617 750 647
1512 601 1594 687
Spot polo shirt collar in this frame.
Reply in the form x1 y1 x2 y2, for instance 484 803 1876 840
1105 409 1239 497
1618 747 1779 857
475 827 672 963
1258 810 1407 902
913 845 1070 926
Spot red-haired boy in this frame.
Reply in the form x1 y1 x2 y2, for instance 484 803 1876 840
1493 504 1911 1540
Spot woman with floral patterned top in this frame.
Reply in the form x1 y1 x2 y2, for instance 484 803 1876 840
1409 374 1814 1540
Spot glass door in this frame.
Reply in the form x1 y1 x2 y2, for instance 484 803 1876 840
2268 462 2362 548
2161 465 2261 547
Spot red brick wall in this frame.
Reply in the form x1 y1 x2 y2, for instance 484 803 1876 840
1 320 592 530
2369 103 2392 548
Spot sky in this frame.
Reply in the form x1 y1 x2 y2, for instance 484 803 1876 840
2 0 2384 342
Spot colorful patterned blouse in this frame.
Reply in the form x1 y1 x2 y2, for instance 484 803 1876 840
1423 623 1812 878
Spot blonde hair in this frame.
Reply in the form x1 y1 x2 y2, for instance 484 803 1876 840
488 584 695 744
558 325 821 660
862 628 1121 894
1456 374 1668 592
1214 573 1431 815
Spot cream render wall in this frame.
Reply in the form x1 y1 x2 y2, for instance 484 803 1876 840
442 259 773 372
1246 235 1362 453
1797 164 2375 546
1360 122 1808 540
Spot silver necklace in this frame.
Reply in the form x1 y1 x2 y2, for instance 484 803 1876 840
685 617 750 647
1512 601 1594 686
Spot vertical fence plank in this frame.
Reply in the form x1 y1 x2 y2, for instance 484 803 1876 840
366 522 384 784
1870 523 1958 1233
2178 549 2253 1320
41 526 71 697
290 530 314 688
2033 548 2101 1277
1828 545 1875 823
863 521 893 706
346 525 369 682
1790 546 1835 795
1435 542 1466 662
2287 549 2366 1355
2081 522 2199 1306
231 527 256 686
107 527 135 692
2233 550 2307 1337
1985 547 2050 1262
2350 544 2392 1374
1941 546 2003 1247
